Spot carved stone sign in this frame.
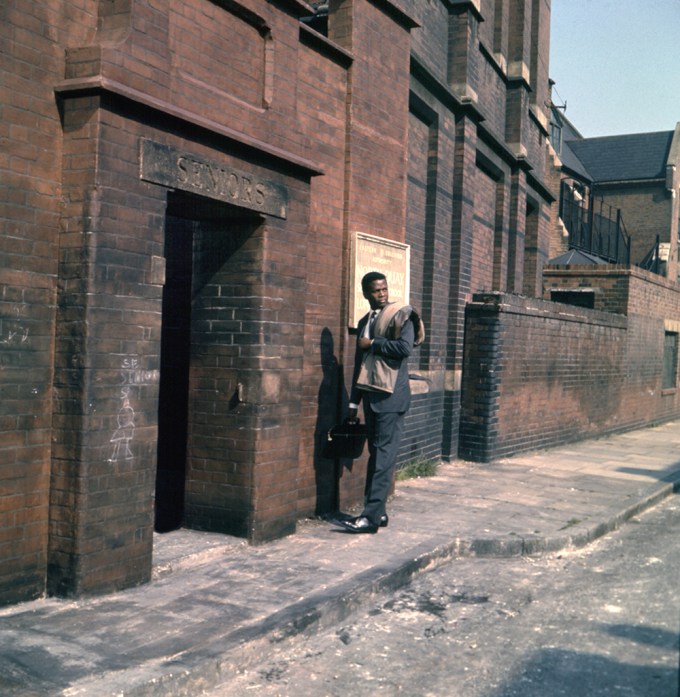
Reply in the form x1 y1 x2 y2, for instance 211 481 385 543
349 231 410 328
140 139 287 219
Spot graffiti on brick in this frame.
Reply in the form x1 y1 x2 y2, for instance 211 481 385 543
0 326 29 345
110 388 136 462
0 306 30 347
109 357 159 462
119 358 159 387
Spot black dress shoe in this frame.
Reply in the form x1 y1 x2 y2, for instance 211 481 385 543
330 515 359 529
331 514 387 530
339 516 379 534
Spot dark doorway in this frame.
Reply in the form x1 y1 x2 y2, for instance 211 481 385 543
154 190 262 533
154 211 194 532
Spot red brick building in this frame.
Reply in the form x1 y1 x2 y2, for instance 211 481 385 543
459 115 680 461
564 126 680 278
2 0 678 607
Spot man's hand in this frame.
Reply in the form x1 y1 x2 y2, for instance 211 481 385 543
358 337 372 351
347 407 359 424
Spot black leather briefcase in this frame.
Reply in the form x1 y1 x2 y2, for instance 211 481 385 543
323 421 367 459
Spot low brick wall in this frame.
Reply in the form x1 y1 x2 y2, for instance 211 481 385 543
460 283 680 461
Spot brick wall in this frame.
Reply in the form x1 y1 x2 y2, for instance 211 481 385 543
375 0 554 468
402 103 449 464
403 0 450 86
295 27 353 518
461 275 680 461
332 0 413 239
0 1 95 605
546 146 569 261
471 168 497 291
595 184 672 265
49 102 167 596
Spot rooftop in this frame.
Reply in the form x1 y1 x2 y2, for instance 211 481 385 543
567 130 674 183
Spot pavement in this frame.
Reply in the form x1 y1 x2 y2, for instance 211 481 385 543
3 420 680 697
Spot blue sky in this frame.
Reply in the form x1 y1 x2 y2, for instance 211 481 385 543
549 0 680 137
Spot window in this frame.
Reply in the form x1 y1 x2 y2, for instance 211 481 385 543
662 331 678 390
549 120 562 154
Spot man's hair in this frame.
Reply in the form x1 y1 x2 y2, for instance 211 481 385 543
361 271 387 293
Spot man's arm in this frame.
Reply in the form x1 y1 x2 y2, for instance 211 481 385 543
369 318 414 359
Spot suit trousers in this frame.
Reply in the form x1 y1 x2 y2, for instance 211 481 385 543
361 407 405 524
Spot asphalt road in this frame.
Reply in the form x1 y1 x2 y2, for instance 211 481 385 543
209 493 680 697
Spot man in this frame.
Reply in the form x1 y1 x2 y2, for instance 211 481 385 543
338 271 416 534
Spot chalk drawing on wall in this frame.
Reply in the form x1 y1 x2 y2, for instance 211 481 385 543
109 391 136 462
0 305 30 346
108 356 159 462
110 357 138 462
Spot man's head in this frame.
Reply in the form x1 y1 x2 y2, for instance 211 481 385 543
361 271 389 310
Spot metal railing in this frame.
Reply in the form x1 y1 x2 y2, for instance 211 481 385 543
559 181 631 265
638 235 663 275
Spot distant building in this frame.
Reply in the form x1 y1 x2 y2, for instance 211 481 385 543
549 101 680 280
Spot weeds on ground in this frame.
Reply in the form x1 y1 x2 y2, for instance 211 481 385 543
559 517 582 530
396 457 439 481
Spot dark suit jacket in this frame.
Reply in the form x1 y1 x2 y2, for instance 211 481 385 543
350 310 414 414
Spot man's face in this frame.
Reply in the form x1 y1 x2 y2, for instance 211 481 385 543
364 279 389 310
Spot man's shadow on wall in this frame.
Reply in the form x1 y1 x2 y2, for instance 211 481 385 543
314 328 353 516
